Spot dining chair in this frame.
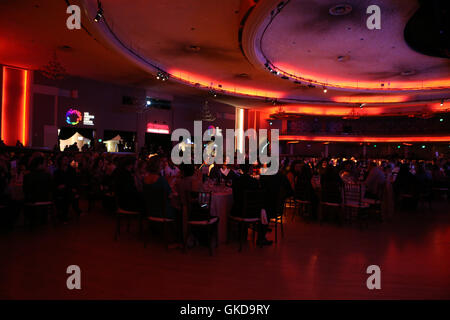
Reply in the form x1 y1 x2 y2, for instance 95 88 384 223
228 189 263 251
270 189 286 242
184 191 219 255
319 182 343 225
143 188 176 250
343 182 369 229
114 196 141 240
23 201 57 230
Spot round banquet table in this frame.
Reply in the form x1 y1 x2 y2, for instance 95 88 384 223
210 190 233 244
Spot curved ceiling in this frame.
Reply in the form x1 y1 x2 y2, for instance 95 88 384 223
1 0 450 116
256 0 450 91
82 0 450 107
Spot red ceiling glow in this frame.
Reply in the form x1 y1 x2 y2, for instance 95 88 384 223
270 105 385 116
168 69 284 99
333 95 408 103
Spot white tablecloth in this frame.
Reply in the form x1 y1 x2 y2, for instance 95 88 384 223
210 191 233 244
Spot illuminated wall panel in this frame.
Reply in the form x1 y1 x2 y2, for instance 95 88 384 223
1 66 30 146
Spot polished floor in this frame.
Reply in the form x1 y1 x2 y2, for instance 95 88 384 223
1 200 449 300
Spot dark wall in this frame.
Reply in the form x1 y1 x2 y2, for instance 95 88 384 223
283 115 450 135
31 72 236 149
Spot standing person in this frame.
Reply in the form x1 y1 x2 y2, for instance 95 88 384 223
53 155 82 223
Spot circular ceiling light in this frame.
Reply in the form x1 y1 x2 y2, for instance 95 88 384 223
337 55 350 62
57 45 73 51
235 73 250 79
185 45 201 52
329 4 352 16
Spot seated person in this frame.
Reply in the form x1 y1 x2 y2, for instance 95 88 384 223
364 162 385 199
144 156 181 246
113 157 142 213
23 156 52 224
143 156 177 219
320 166 343 204
23 156 52 203
232 163 272 246
53 155 82 222
260 169 293 220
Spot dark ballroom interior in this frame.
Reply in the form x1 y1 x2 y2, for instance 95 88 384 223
0 0 449 302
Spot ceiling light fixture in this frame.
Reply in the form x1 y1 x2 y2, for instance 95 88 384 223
323 87 327 93
94 1 104 22
329 4 353 16
209 89 217 98
156 71 169 81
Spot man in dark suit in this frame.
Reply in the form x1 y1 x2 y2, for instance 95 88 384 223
231 163 273 246
260 170 292 221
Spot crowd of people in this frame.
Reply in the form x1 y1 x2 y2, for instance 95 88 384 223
1 146 449 247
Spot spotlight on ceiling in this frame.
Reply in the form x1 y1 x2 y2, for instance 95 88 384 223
145 97 152 107
360 103 366 109
209 89 217 98
94 1 104 22
440 99 444 106
323 87 327 93
156 71 169 81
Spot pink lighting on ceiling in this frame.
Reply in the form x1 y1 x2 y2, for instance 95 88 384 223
333 95 409 103
272 62 450 91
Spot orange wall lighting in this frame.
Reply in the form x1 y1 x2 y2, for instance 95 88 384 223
1 66 30 146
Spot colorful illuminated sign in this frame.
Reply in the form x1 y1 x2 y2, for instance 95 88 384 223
83 112 95 126
65 109 95 126
66 108 82 125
